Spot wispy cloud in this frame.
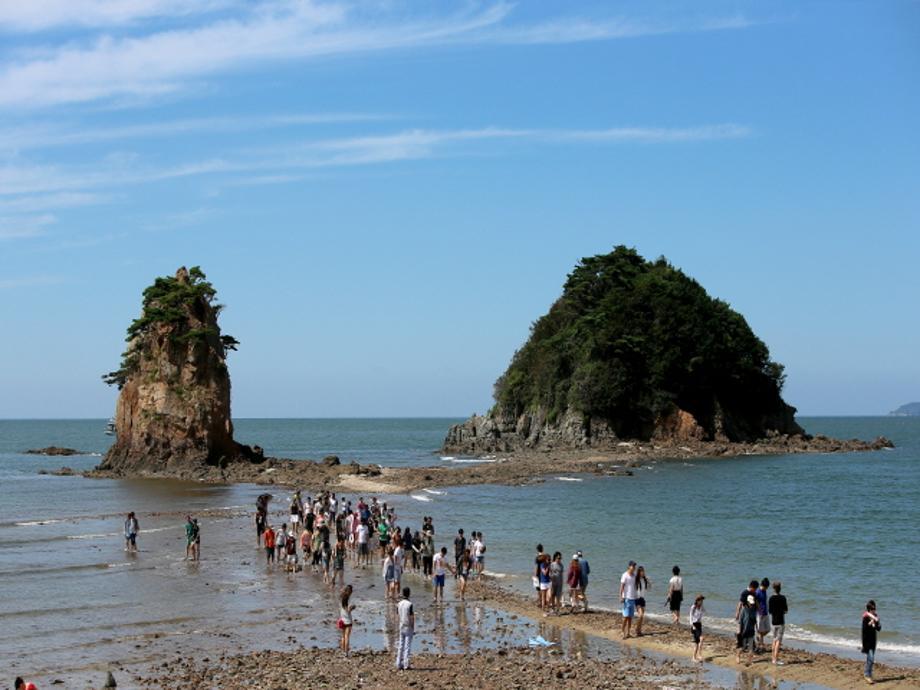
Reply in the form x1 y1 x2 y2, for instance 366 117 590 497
0 274 66 288
0 112 390 152
0 2 755 110
0 213 57 240
0 0 234 32
0 192 106 212
0 124 752 199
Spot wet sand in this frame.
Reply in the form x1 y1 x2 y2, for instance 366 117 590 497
472 579 920 690
138 646 714 689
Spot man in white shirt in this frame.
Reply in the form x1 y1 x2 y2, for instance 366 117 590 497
356 519 370 568
432 546 451 602
619 560 638 638
395 587 415 671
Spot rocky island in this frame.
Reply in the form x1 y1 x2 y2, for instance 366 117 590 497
890 402 920 416
93 267 261 478
87 258 890 489
444 246 891 457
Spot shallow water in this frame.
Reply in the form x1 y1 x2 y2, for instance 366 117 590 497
1 416 917 684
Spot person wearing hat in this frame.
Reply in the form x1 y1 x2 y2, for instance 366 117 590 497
689 595 705 662
736 594 757 665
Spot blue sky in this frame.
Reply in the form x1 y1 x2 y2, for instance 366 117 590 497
0 0 917 418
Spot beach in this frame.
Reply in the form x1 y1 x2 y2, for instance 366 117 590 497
2 417 919 688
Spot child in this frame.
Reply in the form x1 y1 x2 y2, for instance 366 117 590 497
689 595 705 662
338 585 355 656
263 525 275 564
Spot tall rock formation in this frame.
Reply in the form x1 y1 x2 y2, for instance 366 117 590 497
444 246 805 454
98 266 253 475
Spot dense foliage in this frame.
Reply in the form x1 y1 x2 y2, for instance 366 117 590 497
493 246 786 438
103 266 238 389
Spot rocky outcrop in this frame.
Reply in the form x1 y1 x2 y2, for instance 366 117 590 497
97 267 256 476
25 447 85 456
443 405 892 456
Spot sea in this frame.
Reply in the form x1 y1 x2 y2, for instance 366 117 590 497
1 416 918 685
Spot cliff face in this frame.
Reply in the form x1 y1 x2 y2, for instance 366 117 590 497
443 246 805 455
98 267 251 475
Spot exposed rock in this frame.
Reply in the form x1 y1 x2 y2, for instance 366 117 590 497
96 267 256 477
51 466 75 476
24 447 84 456
322 455 341 466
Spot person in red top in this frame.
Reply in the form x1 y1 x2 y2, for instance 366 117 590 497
263 524 275 564
15 678 38 690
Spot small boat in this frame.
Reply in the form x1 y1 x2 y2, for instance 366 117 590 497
105 418 116 436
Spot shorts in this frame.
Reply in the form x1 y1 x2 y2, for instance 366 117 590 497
692 621 702 644
636 597 646 609
669 591 683 611
539 581 550 591
291 514 300 524
358 543 368 555
622 599 637 618
551 580 562 598
756 613 771 634
739 635 755 652
772 624 784 642
434 574 445 587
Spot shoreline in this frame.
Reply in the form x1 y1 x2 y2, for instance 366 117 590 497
473 577 920 690
127 569 920 690
85 433 894 493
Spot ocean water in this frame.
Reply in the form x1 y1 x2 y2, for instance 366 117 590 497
1 416 918 682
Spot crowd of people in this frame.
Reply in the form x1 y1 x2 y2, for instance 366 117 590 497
250 490 492 668
110 495 886 684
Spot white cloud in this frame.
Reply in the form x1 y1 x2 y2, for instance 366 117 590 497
0 124 751 198
0 213 56 239
0 0 234 31
0 112 388 152
0 2 755 110
0 191 105 212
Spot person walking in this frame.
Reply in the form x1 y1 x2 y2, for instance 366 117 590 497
619 561 638 639
549 552 564 614
338 584 355 656
755 578 771 652
124 512 139 552
689 595 705 662
432 546 451 602
667 565 684 624
395 587 415 671
768 581 788 665
537 553 551 613
577 550 591 612
184 515 196 560
533 544 545 605
453 529 466 578
332 537 347 586
421 533 434 579
382 547 396 599
263 524 275 564
862 600 881 684
457 548 473 601
635 565 650 636
566 555 582 612
736 594 757 666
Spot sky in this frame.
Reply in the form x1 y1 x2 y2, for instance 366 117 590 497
0 0 917 418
